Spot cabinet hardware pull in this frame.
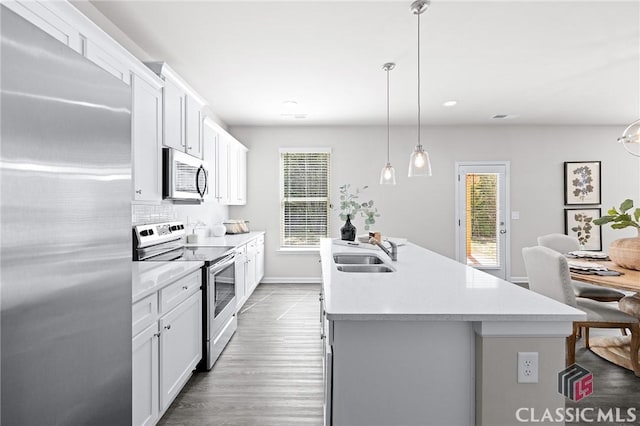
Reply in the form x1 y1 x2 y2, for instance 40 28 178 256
164 324 171 330
153 332 161 338
182 285 188 290
135 189 142 194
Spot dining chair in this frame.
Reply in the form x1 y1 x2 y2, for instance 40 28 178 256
522 246 640 375
537 233 625 302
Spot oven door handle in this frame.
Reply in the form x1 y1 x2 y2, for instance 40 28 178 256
209 253 236 274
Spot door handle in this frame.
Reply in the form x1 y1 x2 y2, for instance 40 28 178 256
500 230 507 234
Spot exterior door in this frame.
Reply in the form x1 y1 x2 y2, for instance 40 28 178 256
456 162 510 280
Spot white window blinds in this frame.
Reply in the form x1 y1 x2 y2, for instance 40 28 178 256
280 149 331 248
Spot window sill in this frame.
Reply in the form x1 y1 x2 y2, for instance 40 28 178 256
277 247 320 254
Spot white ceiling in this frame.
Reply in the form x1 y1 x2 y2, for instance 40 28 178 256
88 0 640 127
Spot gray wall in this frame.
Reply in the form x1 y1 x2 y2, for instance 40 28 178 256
229 125 640 282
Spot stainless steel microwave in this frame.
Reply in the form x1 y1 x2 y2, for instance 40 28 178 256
163 148 208 201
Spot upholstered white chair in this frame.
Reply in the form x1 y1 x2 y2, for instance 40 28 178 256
537 233 625 302
522 246 640 375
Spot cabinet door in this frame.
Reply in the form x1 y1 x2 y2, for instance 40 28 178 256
84 39 131 84
162 79 185 151
256 236 265 283
159 291 202 412
133 323 159 426
235 246 247 310
323 338 333 426
227 142 239 204
132 74 162 202
215 135 229 204
236 147 247 205
185 96 203 158
246 240 257 295
202 119 219 202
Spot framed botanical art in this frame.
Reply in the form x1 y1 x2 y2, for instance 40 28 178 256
564 208 602 251
564 161 601 205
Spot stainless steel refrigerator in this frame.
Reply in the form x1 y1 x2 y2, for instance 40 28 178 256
1 6 132 425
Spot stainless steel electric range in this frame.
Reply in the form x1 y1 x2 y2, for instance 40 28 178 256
133 221 237 370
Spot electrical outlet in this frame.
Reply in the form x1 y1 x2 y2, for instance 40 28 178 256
518 352 539 383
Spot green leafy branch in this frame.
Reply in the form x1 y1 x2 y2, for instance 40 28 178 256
593 199 640 230
338 184 380 231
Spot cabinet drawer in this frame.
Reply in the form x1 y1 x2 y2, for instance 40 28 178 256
159 270 202 314
133 294 158 337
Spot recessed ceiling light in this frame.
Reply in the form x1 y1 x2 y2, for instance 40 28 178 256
443 100 457 107
492 114 517 119
282 100 298 108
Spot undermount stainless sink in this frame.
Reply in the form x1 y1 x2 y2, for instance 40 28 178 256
336 264 394 273
333 254 384 265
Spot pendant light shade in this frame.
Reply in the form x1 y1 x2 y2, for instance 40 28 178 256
380 62 397 185
408 146 431 176
408 0 432 177
618 118 640 157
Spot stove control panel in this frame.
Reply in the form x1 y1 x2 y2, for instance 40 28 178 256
134 221 185 249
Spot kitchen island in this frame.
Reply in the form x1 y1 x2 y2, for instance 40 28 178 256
320 238 585 426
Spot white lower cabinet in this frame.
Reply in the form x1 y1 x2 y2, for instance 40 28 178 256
235 245 247 309
256 235 265 283
132 269 202 426
159 291 202 411
132 322 159 426
234 235 265 311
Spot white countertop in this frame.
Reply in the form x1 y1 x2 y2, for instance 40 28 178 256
321 238 586 322
132 231 264 303
184 231 264 248
132 261 204 304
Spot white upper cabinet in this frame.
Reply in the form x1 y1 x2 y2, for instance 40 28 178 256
215 133 230 204
185 96 204 158
202 118 219 202
132 73 163 203
146 62 205 159
227 140 247 206
161 78 185 152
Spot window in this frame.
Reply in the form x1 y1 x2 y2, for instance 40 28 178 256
280 148 331 248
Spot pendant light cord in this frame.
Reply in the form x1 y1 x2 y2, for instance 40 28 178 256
416 11 421 149
386 66 390 163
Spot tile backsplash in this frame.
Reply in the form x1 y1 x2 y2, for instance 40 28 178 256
132 204 175 225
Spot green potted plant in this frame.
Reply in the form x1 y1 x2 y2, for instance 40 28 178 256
593 199 640 270
338 184 380 241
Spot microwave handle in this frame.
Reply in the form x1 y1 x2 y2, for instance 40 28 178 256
196 165 207 199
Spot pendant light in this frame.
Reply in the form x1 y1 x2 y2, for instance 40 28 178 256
380 62 397 185
618 118 640 157
408 0 432 177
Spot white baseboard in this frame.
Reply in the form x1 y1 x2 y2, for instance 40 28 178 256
260 276 322 284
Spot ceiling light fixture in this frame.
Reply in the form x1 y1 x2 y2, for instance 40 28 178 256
443 100 457 107
617 118 640 157
380 62 396 185
408 0 432 177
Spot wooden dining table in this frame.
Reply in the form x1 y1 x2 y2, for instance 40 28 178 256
570 261 640 373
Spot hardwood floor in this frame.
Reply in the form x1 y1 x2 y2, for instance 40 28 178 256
158 284 324 426
158 284 640 426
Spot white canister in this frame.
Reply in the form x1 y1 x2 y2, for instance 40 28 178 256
212 224 226 237
186 234 199 244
